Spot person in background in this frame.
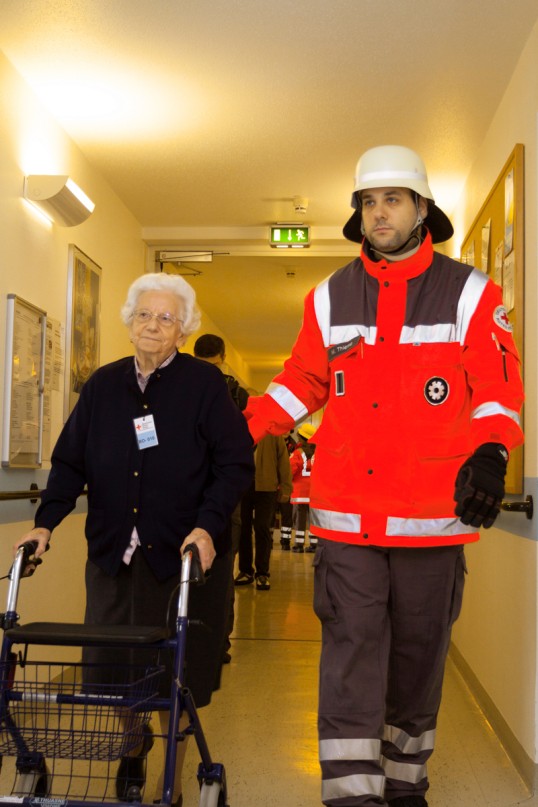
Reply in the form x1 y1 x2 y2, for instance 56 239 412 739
284 431 297 454
235 433 292 590
15 273 254 807
193 333 249 412
289 422 318 553
243 145 524 807
193 332 252 663
272 431 297 550
275 490 294 551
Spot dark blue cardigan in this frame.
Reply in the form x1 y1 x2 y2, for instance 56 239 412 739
35 352 254 581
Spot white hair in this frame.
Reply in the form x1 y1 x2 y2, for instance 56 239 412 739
121 272 201 339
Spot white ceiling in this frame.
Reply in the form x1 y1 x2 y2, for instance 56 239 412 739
2 0 537 377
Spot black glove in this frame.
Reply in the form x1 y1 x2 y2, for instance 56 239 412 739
454 443 508 528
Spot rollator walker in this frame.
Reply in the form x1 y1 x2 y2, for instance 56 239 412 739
0 541 228 807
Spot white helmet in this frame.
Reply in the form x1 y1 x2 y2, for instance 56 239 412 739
353 145 434 199
343 145 453 244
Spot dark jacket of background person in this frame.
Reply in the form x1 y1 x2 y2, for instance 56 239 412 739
34 352 254 581
254 434 292 497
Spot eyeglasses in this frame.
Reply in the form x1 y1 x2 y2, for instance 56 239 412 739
131 309 180 328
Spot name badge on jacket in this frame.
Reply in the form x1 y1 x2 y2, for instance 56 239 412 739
133 415 159 449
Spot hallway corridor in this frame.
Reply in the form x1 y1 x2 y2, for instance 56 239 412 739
179 545 536 806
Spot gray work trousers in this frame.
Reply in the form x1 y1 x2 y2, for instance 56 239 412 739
313 540 466 807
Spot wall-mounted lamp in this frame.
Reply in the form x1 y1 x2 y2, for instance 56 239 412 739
23 175 95 226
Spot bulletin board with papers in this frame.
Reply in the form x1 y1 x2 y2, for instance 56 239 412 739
2 295 47 468
460 144 524 494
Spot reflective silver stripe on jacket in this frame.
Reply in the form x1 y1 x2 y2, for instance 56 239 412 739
382 758 427 784
266 382 308 422
310 507 362 533
400 268 488 345
313 281 377 348
313 277 332 346
319 737 381 761
456 269 490 343
386 516 476 537
400 322 457 344
383 724 435 753
322 774 385 801
472 401 521 426
330 323 377 347
312 508 474 538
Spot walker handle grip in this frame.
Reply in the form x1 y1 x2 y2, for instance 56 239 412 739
19 539 49 577
183 542 206 586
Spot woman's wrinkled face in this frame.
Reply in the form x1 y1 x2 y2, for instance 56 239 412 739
128 290 184 363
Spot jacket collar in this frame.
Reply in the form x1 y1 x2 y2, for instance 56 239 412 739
361 231 434 281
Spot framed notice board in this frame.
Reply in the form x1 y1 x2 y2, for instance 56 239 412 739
461 144 524 494
2 295 47 468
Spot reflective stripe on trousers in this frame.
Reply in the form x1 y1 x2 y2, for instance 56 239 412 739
318 726 435 804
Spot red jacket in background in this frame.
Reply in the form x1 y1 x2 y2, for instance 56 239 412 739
290 446 315 503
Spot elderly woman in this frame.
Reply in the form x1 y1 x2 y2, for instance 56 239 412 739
15 272 254 806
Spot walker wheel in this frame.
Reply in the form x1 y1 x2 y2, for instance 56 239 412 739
199 781 226 807
13 762 51 797
125 784 143 803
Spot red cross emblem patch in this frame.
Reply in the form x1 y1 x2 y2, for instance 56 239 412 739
493 305 513 332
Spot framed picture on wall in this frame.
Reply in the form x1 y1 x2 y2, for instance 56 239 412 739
64 245 101 420
2 295 47 467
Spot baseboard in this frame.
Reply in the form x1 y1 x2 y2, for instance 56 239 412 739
449 642 537 795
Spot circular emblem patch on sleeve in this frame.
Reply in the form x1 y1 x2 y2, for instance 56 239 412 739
424 377 449 405
493 305 513 332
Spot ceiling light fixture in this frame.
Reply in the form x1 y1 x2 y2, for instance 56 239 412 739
24 175 95 226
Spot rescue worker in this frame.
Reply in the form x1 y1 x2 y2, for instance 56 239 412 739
274 490 294 550
277 431 298 549
244 145 524 807
289 422 318 553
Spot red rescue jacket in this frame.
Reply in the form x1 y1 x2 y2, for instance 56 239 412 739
245 234 524 548
290 447 315 503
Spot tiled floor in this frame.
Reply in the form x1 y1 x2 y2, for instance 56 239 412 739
0 540 534 807
179 541 536 807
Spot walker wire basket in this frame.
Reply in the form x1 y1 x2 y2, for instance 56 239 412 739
0 658 163 761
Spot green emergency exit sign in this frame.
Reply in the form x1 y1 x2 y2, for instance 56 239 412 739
270 224 310 248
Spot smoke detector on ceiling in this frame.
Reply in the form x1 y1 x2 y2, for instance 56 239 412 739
293 196 308 215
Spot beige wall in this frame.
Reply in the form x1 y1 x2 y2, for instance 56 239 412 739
0 516 88 665
0 52 145 636
451 19 538 767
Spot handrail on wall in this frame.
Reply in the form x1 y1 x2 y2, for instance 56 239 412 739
0 488 531 517
0 486 87 503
